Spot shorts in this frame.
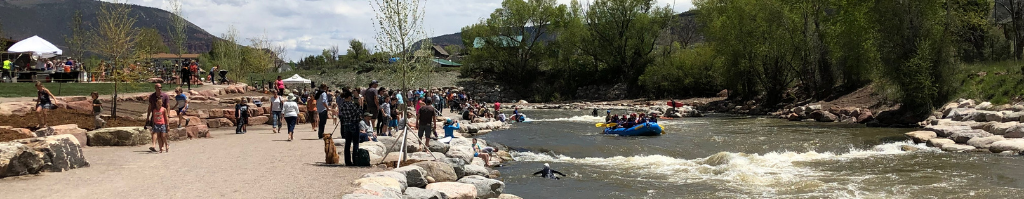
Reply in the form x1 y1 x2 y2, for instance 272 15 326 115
365 107 379 118
36 103 56 110
306 111 316 121
417 125 433 139
151 124 167 133
388 120 398 127
176 104 189 115
236 117 249 126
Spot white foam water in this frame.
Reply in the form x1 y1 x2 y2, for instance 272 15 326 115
511 141 935 196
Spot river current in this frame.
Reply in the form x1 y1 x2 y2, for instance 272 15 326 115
477 110 1024 198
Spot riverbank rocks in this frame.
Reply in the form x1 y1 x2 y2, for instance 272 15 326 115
404 187 446 199
941 144 976 152
810 110 838 122
928 138 956 148
499 194 524 199
360 171 408 192
86 127 150 146
905 131 937 143
967 135 1006 149
457 175 504 198
414 161 458 182
988 139 1024 153
352 184 402 199
425 182 478 199
394 165 428 188
949 129 994 143
924 125 972 137
354 176 404 193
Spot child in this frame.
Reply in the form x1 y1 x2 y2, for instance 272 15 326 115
235 98 251 134
152 104 169 153
91 92 106 129
173 87 190 129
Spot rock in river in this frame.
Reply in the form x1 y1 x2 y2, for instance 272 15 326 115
905 131 937 143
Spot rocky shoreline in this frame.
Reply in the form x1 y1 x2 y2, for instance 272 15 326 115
904 99 1024 154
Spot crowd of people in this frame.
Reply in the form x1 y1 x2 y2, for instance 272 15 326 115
604 111 659 129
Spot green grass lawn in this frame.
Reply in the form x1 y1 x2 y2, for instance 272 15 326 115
0 83 201 98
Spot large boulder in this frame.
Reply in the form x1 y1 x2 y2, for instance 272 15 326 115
11 134 89 172
456 175 505 199
413 161 458 182
984 122 1019 135
949 129 994 143
168 125 210 140
1002 112 1024 122
248 116 269 126
425 182 478 199
404 187 446 199
206 118 234 129
440 158 469 179
976 102 994 110
360 172 408 192
65 100 93 114
378 137 423 154
967 135 1006 149
978 111 1004 122
351 184 402 199
941 144 976 152
949 108 977 121
809 110 837 122
988 139 1024 153
0 102 36 116
928 138 956 148
924 125 972 137
353 177 404 193
394 165 428 188
958 99 976 108
86 127 151 146
428 141 450 154
498 194 525 199
905 131 937 143
463 165 489 177
35 124 87 140
0 142 45 177
446 146 475 163
1004 125 1024 138
358 141 387 158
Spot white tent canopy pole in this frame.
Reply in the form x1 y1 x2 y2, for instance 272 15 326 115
7 35 63 59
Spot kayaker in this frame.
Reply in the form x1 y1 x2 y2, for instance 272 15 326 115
592 108 598 117
533 163 566 179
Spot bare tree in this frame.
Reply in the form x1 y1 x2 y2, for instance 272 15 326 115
64 11 87 62
167 0 188 55
997 0 1024 59
90 0 140 117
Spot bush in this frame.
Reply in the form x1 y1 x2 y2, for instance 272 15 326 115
639 44 722 98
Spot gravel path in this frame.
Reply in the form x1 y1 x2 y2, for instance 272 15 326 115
0 123 384 198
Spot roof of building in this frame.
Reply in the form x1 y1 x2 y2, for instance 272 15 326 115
432 45 450 56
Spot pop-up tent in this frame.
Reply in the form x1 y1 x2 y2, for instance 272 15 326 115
7 36 63 59
282 74 311 86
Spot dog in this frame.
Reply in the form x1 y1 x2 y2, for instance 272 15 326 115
324 134 340 164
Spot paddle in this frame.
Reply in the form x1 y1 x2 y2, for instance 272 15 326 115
595 123 617 128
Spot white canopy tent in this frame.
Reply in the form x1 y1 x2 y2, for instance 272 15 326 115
7 36 63 59
281 74 311 87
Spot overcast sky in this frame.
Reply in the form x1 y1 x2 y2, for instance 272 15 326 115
109 0 694 61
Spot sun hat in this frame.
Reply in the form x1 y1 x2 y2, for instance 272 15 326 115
363 112 373 117
287 94 297 101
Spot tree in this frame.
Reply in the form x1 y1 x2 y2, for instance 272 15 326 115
90 0 141 117
167 0 189 55
212 26 242 81
64 11 87 61
562 0 673 95
997 0 1024 59
137 28 169 54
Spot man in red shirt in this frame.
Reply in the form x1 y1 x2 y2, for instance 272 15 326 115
494 101 501 113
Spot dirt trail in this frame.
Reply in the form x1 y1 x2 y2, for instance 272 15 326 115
0 124 383 198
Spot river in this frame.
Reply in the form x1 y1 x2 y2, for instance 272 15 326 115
476 110 1024 198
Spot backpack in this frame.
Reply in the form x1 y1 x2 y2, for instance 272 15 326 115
353 148 371 166
239 105 250 117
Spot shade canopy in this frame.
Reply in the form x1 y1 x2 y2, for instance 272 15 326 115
282 74 311 84
7 36 63 59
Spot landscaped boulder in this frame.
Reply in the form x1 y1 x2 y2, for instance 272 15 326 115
949 129 994 143
168 125 210 140
404 187 446 199
35 124 87 139
0 142 45 178
924 125 972 137
11 134 89 172
206 118 234 128
457 175 505 199
64 100 93 114
413 161 458 182
0 102 36 116
351 184 402 199
361 171 408 192
394 165 428 188
1 126 34 140
425 182 477 199
966 135 1006 149
446 146 474 163
86 127 151 146
463 165 489 177
905 131 937 143
940 144 976 152
988 139 1024 153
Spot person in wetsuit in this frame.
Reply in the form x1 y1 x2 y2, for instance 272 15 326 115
533 163 566 179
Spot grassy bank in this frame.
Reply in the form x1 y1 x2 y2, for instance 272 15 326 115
0 83 199 97
960 60 1024 104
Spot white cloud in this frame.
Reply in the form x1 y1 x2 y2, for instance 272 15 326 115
109 0 694 61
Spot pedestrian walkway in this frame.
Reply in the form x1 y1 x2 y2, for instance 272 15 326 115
0 124 383 198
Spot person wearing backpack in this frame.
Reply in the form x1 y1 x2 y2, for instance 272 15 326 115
235 98 251 134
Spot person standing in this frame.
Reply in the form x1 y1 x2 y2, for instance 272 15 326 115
282 94 300 141
316 83 330 139
91 92 106 129
270 91 284 134
306 91 318 132
378 89 392 136
362 81 380 131
151 101 170 153
179 63 190 89
188 60 199 90
417 98 438 150
275 76 285 95
146 83 169 153
235 98 251 134
34 81 57 128
336 90 362 166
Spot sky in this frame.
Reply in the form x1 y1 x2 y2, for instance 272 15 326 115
108 0 695 61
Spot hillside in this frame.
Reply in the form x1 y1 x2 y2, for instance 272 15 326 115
0 0 218 53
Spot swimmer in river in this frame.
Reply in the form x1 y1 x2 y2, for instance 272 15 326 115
533 163 566 179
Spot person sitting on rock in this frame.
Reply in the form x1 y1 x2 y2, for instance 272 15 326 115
358 112 377 142
472 138 497 167
533 163 566 179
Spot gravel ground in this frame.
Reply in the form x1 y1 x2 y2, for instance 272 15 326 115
0 124 384 199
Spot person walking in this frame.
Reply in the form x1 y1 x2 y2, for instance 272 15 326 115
417 98 438 150
316 83 330 139
235 98 251 134
275 76 285 95
282 94 300 141
2 58 12 82
270 91 284 133
34 81 57 128
151 101 170 153
179 63 190 89
173 87 191 129
336 90 362 166
146 83 169 153
91 92 106 129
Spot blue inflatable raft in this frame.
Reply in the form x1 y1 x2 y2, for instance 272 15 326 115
604 122 664 136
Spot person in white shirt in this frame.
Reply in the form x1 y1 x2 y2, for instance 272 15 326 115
359 112 377 142
270 92 284 134
282 94 300 141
